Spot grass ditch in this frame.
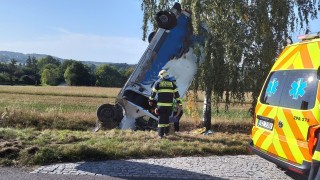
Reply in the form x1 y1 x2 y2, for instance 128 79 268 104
0 108 252 132
0 85 254 167
0 108 253 167
1 109 95 131
0 128 251 167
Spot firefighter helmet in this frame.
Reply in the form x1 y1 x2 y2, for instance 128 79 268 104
158 69 168 79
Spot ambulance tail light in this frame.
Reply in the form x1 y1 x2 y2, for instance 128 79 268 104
297 32 320 41
288 166 304 175
307 125 320 155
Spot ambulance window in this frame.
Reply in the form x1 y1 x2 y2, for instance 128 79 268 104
260 71 286 106
279 70 317 110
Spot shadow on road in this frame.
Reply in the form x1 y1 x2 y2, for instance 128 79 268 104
76 160 226 180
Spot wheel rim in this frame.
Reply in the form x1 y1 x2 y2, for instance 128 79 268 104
159 15 168 23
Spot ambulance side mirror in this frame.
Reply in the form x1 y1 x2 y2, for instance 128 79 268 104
318 67 320 80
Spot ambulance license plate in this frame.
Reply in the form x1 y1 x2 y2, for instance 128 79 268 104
257 118 274 131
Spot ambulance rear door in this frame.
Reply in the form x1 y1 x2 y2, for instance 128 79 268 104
273 70 319 164
253 71 285 153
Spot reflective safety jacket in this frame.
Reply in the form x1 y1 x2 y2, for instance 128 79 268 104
149 78 182 107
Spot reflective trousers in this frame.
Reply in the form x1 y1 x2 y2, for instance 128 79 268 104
173 110 183 132
157 106 172 137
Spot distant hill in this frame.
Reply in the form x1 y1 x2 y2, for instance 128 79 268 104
0 51 62 63
0 51 135 69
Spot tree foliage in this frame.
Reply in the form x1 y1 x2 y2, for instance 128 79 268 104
95 64 125 87
0 56 133 87
7 59 18 85
41 64 60 86
37 56 61 71
0 56 131 87
64 61 91 86
23 56 40 85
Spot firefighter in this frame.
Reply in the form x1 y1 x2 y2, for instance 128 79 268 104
172 99 183 132
149 69 182 138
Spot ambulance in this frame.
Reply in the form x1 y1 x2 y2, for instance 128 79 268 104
248 32 320 178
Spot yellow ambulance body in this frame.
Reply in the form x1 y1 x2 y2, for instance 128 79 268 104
248 33 320 176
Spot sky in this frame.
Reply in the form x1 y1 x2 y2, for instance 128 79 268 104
0 1 319 64
0 0 149 64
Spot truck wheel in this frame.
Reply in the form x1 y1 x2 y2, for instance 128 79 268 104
156 10 177 30
148 31 156 43
96 104 119 129
114 103 124 122
172 2 182 13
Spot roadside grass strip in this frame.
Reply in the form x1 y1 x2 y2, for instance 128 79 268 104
0 128 251 166
0 85 253 167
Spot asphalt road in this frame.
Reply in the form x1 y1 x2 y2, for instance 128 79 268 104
0 155 308 180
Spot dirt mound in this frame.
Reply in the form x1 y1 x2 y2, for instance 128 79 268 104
0 141 21 159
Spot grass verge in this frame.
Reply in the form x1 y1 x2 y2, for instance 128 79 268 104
0 128 251 167
0 86 253 167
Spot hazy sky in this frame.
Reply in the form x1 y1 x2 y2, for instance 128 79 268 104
0 0 148 64
0 1 319 64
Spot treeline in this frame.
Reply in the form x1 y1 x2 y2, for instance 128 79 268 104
0 56 134 87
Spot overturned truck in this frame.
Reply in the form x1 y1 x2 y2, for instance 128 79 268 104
96 3 204 131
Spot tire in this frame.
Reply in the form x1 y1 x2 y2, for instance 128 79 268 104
148 31 156 43
156 10 177 30
96 104 119 129
114 103 124 122
172 2 182 13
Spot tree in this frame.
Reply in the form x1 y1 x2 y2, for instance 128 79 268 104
22 56 39 85
26 56 32 68
59 59 77 83
24 56 39 74
119 67 134 81
7 59 18 85
95 64 125 87
84 63 97 86
64 61 91 86
140 0 320 130
0 63 9 83
31 56 38 74
37 56 61 70
40 64 60 86
60 60 77 74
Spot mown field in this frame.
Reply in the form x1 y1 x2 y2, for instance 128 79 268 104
0 85 253 167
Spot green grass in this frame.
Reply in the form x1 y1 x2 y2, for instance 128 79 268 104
212 109 251 120
0 86 254 167
0 85 120 98
0 101 97 113
0 128 251 166
0 90 113 98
